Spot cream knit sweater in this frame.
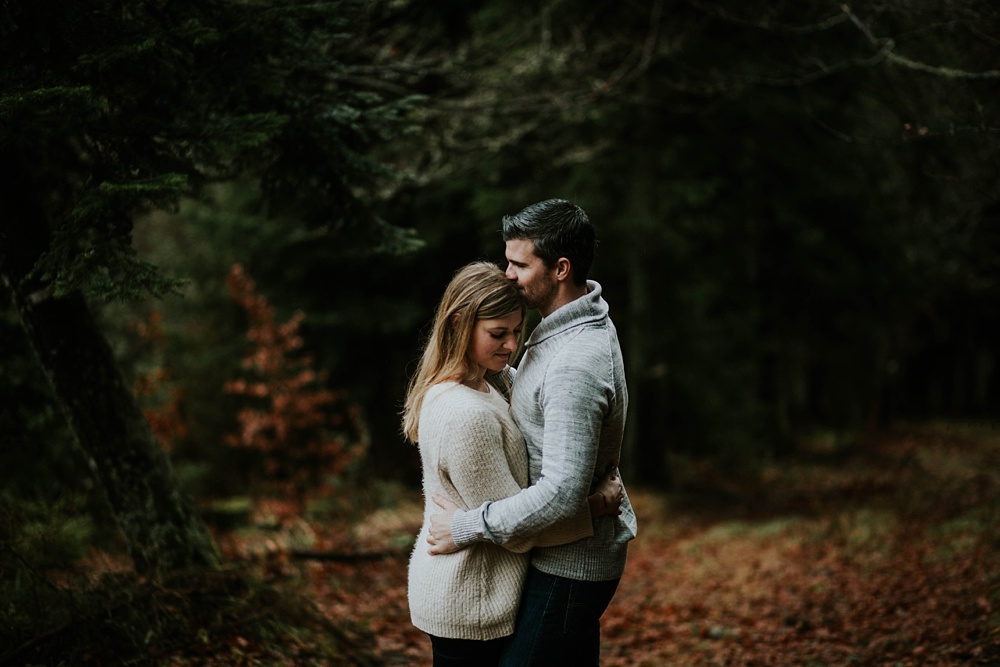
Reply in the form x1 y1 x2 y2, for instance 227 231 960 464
408 381 593 640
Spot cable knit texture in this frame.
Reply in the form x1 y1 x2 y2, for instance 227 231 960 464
450 281 638 581
408 382 592 639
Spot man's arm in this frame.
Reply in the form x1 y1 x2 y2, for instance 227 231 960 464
418 388 537 553
440 358 614 550
426 465 622 554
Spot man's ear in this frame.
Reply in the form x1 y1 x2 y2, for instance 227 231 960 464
554 257 572 283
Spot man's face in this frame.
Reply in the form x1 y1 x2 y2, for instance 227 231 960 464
505 238 558 313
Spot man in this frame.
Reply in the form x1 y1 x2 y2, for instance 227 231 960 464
427 198 637 665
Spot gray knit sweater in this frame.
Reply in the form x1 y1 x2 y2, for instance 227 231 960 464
451 281 637 581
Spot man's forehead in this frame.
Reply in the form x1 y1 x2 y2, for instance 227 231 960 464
505 238 537 259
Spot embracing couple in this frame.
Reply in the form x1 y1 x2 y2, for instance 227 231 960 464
402 198 638 666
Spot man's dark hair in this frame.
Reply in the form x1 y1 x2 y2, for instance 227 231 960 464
501 199 596 286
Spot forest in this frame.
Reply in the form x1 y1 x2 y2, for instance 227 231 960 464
1 0 998 664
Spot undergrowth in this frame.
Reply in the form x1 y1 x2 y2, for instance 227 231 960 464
0 498 378 667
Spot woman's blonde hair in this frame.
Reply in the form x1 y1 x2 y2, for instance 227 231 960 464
401 261 526 444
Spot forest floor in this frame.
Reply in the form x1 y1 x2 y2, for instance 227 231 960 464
219 421 1000 666
17 422 997 666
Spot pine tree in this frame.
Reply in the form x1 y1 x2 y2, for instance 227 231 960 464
0 0 422 575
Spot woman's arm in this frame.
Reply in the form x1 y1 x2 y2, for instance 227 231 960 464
588 466 624 518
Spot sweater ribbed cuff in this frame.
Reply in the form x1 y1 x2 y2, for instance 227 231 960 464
450 506 485 549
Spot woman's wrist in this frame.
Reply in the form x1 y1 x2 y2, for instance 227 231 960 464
588 491 610 517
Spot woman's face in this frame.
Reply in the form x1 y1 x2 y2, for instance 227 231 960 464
466 310 523 376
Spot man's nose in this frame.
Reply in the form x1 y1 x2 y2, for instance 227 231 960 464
504 264 516 280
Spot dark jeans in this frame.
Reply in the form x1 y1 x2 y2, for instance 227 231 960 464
499 566 621 666
429 634 509 667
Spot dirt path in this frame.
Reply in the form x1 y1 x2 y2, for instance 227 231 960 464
304 424 1000 665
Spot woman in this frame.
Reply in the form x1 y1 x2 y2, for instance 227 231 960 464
402 261 621 666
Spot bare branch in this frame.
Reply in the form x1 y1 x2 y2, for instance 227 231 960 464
639 0 665 71
966 23 1000 49
685 0 849 35
886 53 1000 80
841 4 1000 80
755 41 894 87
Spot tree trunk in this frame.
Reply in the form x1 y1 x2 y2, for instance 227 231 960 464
1 152 219 577
622 238 649 485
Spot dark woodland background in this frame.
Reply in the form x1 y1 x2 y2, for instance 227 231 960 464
2 0 998 664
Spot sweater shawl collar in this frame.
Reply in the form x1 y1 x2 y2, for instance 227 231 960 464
525 280 608 347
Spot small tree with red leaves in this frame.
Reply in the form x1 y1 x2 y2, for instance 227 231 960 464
224 264 366 503
132 310 188 452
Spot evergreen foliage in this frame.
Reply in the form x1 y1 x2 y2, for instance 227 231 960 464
0 0 429 581
1 0 423 300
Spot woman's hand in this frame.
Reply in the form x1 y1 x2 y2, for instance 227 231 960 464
588 465 624 518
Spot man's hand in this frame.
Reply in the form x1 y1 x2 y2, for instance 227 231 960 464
426 493 461 555
589 465 624 518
